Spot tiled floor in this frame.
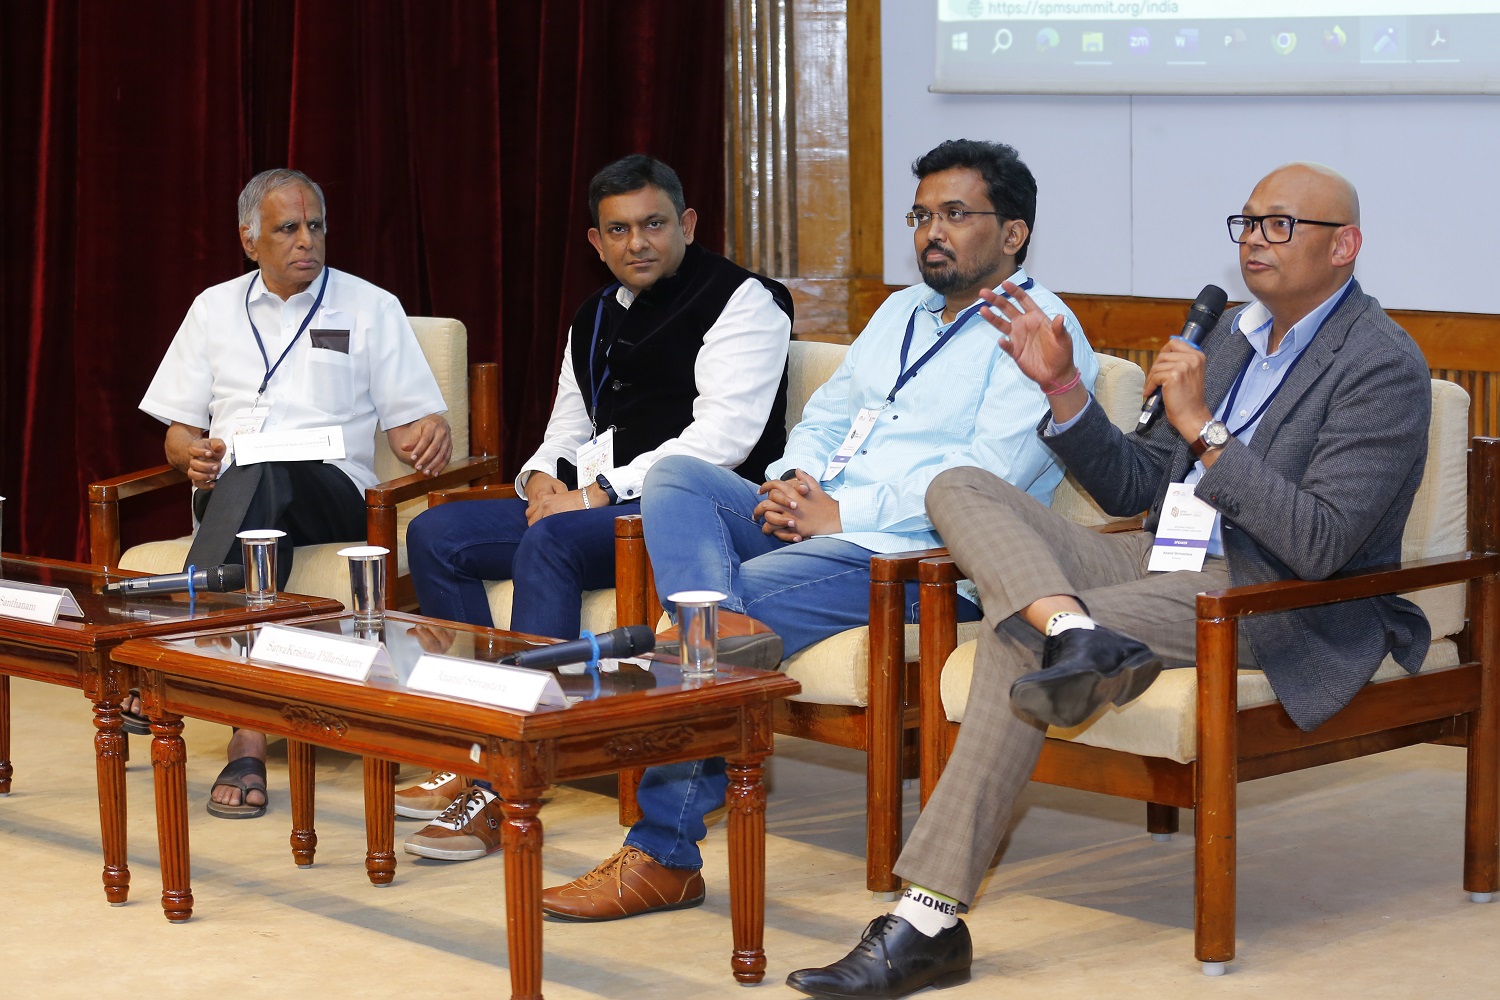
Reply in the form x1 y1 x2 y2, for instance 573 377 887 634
2 676 1495 998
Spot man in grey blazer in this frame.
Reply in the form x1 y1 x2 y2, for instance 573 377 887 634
786 163 1432 998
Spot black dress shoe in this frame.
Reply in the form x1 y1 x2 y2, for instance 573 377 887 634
785 914 972 998
1009 625 1163 728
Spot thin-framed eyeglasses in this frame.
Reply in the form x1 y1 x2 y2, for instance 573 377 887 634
906 208 1002 229
1226 214 1348 244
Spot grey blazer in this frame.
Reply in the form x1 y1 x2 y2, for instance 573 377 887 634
1047 282 1431 730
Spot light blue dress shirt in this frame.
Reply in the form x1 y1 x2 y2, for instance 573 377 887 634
772 266 1098 556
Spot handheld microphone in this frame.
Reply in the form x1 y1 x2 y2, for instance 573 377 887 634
502 624 657 670
103 564 246 596
1137 284 1229 431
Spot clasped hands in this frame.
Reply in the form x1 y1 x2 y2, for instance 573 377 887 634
524 472 605 526
755 470 840 542
978 279 1213 439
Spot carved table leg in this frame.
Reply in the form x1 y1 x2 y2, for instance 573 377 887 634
501 796 544 1000
287 739 318 868
725 755 769 984
151 713 193 921
363 756 398 886
94 693 130 904
0 674 12 794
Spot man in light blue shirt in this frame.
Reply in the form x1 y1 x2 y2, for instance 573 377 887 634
539 139 1098 922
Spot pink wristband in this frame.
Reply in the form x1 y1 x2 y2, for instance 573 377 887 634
1043 369 1081 396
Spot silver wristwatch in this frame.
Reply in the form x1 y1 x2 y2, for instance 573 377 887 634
1190 419 1230 458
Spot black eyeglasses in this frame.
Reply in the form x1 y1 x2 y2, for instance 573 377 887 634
1227 214 1348 244
905 208 1002 229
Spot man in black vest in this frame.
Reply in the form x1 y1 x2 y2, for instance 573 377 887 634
400 155 793 860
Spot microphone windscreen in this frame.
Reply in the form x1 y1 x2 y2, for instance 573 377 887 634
213 564 246 591
1190 284 1229 325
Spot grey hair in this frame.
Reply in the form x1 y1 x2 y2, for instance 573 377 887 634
238 169 328 240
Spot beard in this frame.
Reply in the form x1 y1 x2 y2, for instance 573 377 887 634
917 242 1002 295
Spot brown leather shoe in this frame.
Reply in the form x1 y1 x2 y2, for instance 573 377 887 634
541 846 705 921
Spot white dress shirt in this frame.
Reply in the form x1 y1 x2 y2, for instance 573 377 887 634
517 277 791 500
140 267 447 493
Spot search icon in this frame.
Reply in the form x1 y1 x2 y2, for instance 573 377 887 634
992 28 1013 53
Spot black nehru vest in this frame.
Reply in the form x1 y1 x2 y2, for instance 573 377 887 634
561 243 792 487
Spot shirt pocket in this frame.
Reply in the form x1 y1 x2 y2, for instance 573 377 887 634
304 346 356 419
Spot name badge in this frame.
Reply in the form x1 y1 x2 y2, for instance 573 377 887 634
821 406 883 482
234 425 346 466
250 624 393 681
223 405 270 464
1147 482 1218 573
576 427 615 485
407 653 568 712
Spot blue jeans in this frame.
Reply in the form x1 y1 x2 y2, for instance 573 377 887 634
406 496 641 639
624 455 980 869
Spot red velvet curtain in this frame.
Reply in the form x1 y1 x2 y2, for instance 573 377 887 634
0 0 725 560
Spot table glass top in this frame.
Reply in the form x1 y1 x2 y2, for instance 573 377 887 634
155 613 710 708
0 554 321 632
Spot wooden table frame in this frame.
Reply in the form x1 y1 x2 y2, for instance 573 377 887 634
0 553 340 905
113 611 801 1000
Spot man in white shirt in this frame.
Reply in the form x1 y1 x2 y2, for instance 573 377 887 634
398 155 792 860
136 168 451 819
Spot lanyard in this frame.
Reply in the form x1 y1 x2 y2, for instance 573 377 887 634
586 284 621 432
1218 281 1354 437
888 278 1032 404
245 267 331 399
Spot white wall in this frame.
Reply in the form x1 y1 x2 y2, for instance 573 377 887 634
882 0 1500 314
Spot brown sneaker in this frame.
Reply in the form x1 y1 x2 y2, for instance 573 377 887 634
394 770 470 820
541 846 705 921
402 787 504 861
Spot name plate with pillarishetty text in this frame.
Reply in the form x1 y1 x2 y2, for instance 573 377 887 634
0 581 83 625
250 624 393 681
407 653 568 713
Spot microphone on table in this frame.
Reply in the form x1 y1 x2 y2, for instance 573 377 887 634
501 624 657 670
1137 283 1229 431
103 564 246 596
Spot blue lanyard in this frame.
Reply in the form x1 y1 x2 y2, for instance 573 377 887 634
244 267 331 397
889 278 1032 404
1219 281 1354 437
586 284 621 432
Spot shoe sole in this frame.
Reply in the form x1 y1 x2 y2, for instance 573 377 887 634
786 965 971 999
541 893 705 922
394 803 448 820
1011 649 1164 729
402 841 503 861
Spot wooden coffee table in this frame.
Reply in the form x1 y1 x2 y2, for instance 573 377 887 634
112 610 800 1000
0 552 341 904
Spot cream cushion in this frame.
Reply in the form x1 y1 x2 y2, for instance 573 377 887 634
782 354 1145 706
119 318 470 610
940 379 1473 763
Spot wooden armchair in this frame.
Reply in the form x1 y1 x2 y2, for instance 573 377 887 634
914 379 1498 974
613 348 1147 896
88 318 502 611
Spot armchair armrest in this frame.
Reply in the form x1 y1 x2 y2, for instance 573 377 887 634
88 464 191 566
427 483 519 507
1197 551 1500 619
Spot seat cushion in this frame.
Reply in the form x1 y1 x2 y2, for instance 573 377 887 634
782 620 985 706
939 636 1462 763
484 579 618 635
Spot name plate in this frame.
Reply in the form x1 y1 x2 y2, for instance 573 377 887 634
0 581 83 624
234 425 346 466
251 624 392 681
407 654 567 712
